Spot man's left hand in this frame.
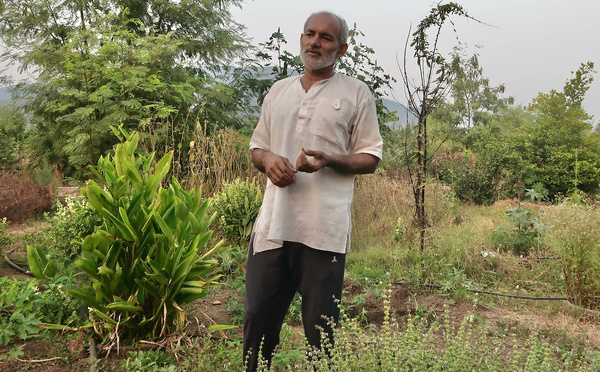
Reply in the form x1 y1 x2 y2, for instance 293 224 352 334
296 148 328 173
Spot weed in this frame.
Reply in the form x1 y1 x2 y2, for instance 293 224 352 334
210 178 263 245
492 206 549 256
121 350 176 372
0 218 11 247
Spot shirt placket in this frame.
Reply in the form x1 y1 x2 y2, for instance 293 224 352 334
296 80 327 134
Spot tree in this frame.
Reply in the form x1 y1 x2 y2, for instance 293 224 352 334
448 45 513 147
0 0 248 179
513 62 600 198
399 3 478 255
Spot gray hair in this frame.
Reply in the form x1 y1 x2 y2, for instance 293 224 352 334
304 11 349 46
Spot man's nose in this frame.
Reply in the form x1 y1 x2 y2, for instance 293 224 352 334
308 37 320 48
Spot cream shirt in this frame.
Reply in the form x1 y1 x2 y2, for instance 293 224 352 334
249 73 383 254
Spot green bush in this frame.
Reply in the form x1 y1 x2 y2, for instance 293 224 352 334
57 126 223 342
0 217 11 247
492 207 549 256
211 178 263 245
0 275 83 345
438 152 503 205
45 197 100 260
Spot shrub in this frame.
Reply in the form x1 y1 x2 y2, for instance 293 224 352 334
121 350 176 372
45 197 100 260
0 275 83 345
492 207 549 256
210 178 263 245
44 126 224 342
0 171 52 222
545 203 600 310
438 152 502 205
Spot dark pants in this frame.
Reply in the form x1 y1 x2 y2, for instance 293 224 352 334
243 240 346 371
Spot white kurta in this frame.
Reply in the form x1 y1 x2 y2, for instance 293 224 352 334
249 72 383 254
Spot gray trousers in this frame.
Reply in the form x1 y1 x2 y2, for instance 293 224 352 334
243 240 346 371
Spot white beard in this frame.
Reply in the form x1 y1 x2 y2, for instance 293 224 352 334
300 46 339 71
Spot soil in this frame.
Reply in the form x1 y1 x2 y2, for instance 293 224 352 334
1 218 599 371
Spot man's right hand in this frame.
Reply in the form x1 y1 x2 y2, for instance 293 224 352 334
252 149 297 188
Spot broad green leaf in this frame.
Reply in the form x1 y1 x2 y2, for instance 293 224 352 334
67 289 100 308
106 302 141 313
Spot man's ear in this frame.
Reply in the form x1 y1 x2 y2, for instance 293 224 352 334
337 42 349 58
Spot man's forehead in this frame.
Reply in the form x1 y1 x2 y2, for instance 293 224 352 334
304 13 341 34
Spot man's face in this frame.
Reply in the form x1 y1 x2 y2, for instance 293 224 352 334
300 13 347 72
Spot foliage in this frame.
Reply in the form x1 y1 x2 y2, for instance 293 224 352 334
0 278 42 345
179 124 258 197
210 178 263 245
0 171 52 223
438 151 503 205
44 197 101 260
245 289 593 371
492 207 549 256
65 127 222 342
121 350 176 372
216 244 248 279
489 62 599 200
545 203 600 310
0 103 27 171
0 0 248 180
0 217 11 247
0 275 83 345
447 45 514 136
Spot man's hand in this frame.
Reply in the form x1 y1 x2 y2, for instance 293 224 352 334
296 148 380 175
296 148 328 173
252 149 297 187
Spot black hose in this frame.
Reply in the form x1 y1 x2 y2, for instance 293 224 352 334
3 248 34 276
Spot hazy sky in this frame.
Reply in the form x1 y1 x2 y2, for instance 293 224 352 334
231 0 600 122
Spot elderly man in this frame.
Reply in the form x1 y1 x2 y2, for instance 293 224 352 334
244 10 383 370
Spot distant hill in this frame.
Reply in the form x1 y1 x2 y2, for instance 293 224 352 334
381 98 417 129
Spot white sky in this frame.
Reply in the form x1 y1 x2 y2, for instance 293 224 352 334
231 0 600 123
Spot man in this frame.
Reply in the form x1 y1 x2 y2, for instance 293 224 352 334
244 11 383 370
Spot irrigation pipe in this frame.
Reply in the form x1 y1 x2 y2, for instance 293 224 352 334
3 248 33 276
465 288 567 300
393 281 600 301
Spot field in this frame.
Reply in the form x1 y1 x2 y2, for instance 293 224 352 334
1 174 599 371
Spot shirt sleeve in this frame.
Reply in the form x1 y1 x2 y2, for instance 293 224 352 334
350 88 383 160
249 92 272 152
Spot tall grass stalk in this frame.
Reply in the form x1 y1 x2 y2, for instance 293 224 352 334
544 203 600 310
142 117 261 197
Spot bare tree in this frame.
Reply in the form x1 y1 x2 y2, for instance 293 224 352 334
398 3 479 258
